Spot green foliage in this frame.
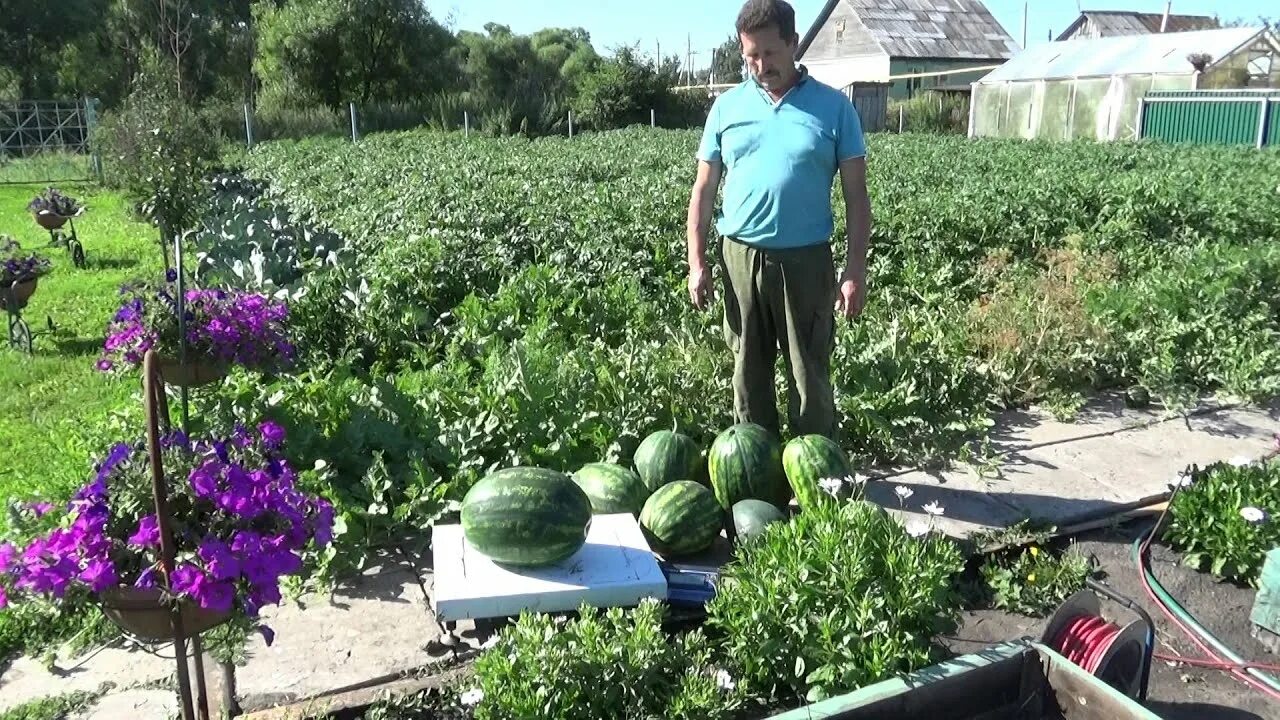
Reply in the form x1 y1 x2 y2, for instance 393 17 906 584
252 0 456 108
573 47 707 131
887 93 970 134
0 688 105 720
978 543 1094 617
704 496 965 704
1164 459 1280 587
470 599 742 720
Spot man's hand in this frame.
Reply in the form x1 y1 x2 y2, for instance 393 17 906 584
688 261 712 311
834 268 865 321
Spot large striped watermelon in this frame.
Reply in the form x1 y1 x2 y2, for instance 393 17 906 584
460 467 593 567
571 462 650 516
633 430 701 493
782 434 854 510
731 499 787 543
638 480 722 557
707 423 788 510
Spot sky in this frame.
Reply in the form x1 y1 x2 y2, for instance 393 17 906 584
433 0 1275 74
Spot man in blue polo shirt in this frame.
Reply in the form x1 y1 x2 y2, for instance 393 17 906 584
686 0 871 442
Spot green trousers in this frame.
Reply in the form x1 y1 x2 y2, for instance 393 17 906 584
717 237 837 441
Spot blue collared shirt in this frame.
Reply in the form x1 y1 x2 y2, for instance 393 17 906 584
697 66 866 249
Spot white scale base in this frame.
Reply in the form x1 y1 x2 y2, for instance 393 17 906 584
431 512 668 622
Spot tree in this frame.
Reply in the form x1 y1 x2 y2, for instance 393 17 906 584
710 34 743 84
0 0 102 97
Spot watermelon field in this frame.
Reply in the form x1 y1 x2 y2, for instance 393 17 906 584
4 124 1280 716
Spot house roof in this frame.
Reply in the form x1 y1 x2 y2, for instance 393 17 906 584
797 0 1021 62
979 26 1269 83
1055 10 1220 41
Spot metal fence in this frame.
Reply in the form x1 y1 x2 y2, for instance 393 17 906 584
1139 90 1280 148
0 98 102 185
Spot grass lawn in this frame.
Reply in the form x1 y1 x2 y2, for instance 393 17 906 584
0 183 162 513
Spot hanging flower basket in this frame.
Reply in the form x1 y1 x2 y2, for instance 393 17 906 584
99 586 234 641
28 188 80 231
96 273 295 382
34 211 69 231
156 355 229 389
1 278 38 311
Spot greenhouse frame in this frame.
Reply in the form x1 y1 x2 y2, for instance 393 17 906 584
969 26 1280 142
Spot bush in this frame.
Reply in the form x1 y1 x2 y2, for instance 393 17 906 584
704 495 965 703
886 92 969 134
978 542 1094 616
467 599 742 720
1164 458 1280 586
94 52 220 249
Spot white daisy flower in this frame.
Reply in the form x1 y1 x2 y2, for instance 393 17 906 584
906 519 930 537
479 634 499 649
923 502 945 517
714 669 735 691
819 477 844 496
1240 506 1267 524
460 688 484 706
1168 472 1193 490
895 486 914 501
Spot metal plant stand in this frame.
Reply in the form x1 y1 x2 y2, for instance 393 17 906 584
3 279 54 354
36 209 86 269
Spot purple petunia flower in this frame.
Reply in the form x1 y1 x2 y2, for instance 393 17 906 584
128 515 160 548
197 538 241 581
78 558 118 592
258 421 286 449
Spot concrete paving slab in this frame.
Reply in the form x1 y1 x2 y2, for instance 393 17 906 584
215 554 443 713
863 474 1026 539
75 689 177 720
0 644 174 713
989 448 1150 527
1118 417 1278 477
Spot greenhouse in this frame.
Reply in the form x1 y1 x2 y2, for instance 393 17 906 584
970 26 1280 141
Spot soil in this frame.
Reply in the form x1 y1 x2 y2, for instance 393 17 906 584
943 518 1280 720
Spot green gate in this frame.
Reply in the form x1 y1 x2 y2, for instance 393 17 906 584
1140 90 1279 148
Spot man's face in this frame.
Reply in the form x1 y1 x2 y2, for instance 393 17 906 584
740 26 798 91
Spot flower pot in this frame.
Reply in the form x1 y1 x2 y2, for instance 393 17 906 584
34 211 68 231
1 278 37 311
157 356 229 388
98 586 233 641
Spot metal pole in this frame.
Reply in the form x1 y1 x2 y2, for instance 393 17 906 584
898 104 904 132
568 111 574 138
143 353 196 720
464 111 469 138
651 108 655 127
243 103 254 148
174 232 189 431
1257 97 1268 149
349 102 358 142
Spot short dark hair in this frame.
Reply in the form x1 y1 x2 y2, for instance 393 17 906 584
736 0 797 40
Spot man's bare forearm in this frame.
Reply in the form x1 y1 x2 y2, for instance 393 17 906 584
843 192 870 277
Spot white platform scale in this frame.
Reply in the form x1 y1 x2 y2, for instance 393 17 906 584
431 512 669 622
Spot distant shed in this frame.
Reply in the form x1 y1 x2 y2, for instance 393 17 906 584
969 26 1280 142
796 0 1019 131
1055 10 1220 42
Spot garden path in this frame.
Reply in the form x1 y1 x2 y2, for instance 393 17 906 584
2 392 1277 718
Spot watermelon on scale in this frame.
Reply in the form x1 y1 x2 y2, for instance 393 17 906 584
633 430 701 493
782 434 854 510
707 423 788 510
460 467 593 567
638 480 722 557
571 462 650 516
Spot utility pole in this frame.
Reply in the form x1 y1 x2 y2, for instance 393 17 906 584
687 33 692 85
1022 1 1028 48
1160 1 1172 32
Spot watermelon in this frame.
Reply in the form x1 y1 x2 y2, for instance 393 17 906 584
782 434 854 510
731 499 787 543
638 480 722 557
571 462 650 516
633 430 701 493
460 467 593 567
707 423 788 510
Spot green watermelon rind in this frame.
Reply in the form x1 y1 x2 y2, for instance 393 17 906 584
707 423 788 511
461 466 593 567
638 480 722 557
782 434 854 510
731 498 787 542
633 430 701 493
571 462 650 516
